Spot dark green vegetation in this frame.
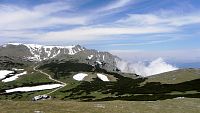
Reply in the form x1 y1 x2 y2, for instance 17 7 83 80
57 72 200 101
0 56 31 70
39 60 94 79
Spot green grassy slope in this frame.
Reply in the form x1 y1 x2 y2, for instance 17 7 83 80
38 62 200 102
143 69 200 84
0 98 199 113
1 59 200 102
0 66 58 100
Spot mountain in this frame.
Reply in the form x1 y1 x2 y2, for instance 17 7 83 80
0 43 92 61
0 43 121 72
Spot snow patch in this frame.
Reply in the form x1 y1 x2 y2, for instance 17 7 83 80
174 97 185 99
97 73 109 81
73 73 88 81
103 55 105 60
96 61 102 65
50 49 61 58
88 55 94 59
12 68 24 71
2 44 7 47
6 43 23 46
5 84 63 93
0 70 14 79
66 46 76 55
116 58 178 77
2 71 27 82
25 44 75 60
34 110 43 113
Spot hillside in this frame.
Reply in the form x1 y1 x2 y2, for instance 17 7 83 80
0 60 199 101
143 68 200 84
0 43 199 102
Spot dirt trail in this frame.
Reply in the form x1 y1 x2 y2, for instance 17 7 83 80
33 65 66 95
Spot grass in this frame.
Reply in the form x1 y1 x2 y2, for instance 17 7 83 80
44 68 200 101
1 62 200 102
143 69 200 84
0 66 58 100
0 69 57 92
0 64 200 113
0 90 52 101
0 98 199 113
1 68 199 102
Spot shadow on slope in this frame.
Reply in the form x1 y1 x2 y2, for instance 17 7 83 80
61 71 200 101
39 60 94 79
38 61 200 101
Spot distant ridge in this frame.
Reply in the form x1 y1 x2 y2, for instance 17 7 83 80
0 43 121 72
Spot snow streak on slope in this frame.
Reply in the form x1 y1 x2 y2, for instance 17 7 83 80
88 55 94 59
97 73 110 81
2 71 27 82
73 73 88 81
0 70 14 79
5 43 84 61
12 68 24 71
25 44 76 61
5 84 64 93
116 58 178 77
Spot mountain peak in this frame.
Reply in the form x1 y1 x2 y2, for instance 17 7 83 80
2 43 85 61
4 43 77 49
0 42 120 72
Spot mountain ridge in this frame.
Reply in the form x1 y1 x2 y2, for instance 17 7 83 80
0 43 121 72
1 43 85 61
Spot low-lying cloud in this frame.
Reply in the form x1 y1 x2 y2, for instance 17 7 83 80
116 58 178 77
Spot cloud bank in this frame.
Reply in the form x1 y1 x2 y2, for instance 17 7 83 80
116 58 178 77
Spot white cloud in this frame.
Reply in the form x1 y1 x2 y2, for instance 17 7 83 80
0 1 199 44
117 13 200 26
116 58 178 76
0 2 88 30
40 26 176 41
0 30 40 39
33 2 71 14
98 0 132 12
36 10 200 42
110 37 179 46
117 14 162 25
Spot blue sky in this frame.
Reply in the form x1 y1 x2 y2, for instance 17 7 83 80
0 0 200 64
